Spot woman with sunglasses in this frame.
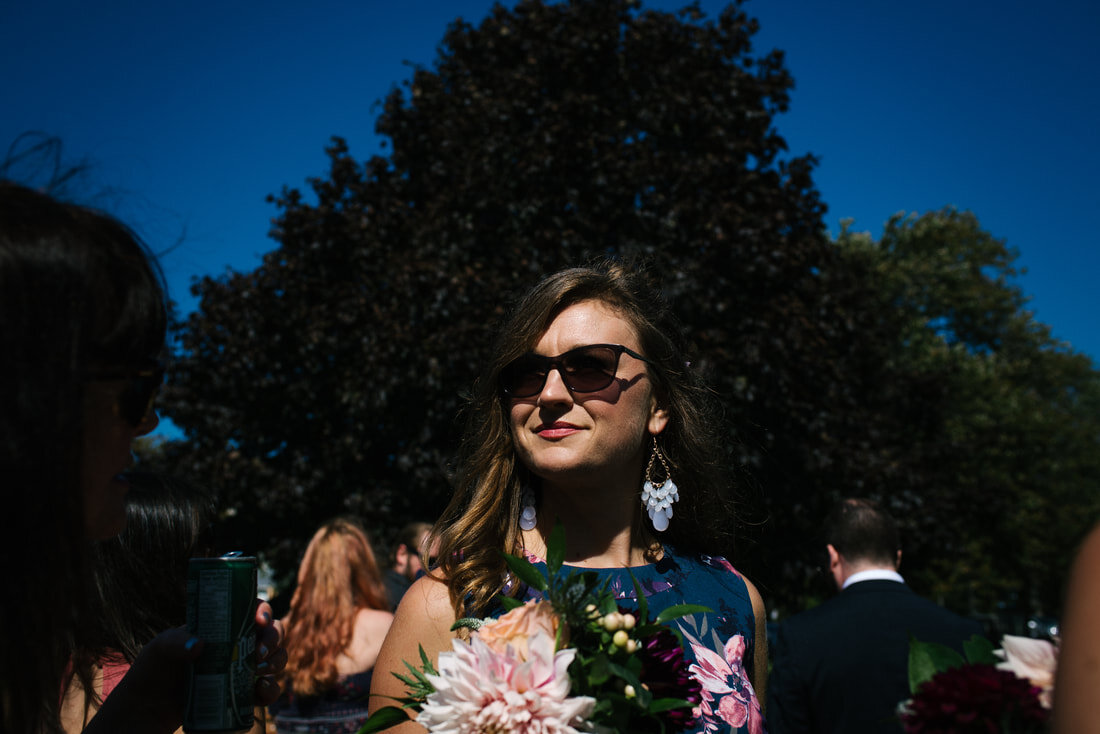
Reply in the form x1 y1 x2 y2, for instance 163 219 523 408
371 260 767 733
0 181 285 734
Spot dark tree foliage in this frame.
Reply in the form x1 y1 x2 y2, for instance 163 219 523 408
160 0 852 592
833 211 1100 616
155 0 1100 614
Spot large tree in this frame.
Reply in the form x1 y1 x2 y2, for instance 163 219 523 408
157 0 1100 615
832 210 1100 616
160 0 849 588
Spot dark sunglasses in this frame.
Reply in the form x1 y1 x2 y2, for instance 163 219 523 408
86 361 166 426
410 548 439 567
499 343 653 398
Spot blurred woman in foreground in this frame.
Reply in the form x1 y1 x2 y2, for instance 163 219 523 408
0 181 284 733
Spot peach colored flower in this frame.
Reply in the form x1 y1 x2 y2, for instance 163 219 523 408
995 635 1058 708
475 601 563 661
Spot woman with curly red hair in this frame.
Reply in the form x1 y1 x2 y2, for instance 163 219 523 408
271 518 394 733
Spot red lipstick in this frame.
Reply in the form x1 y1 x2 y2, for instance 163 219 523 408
536 421 580 439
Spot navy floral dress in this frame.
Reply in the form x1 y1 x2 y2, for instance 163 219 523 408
500 547 767 734
268 670 374 734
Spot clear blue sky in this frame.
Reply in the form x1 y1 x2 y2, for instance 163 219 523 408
4 2 1097 420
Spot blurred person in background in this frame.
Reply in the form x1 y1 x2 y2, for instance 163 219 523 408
270 518 393 733
383 521 437 610
62 473 268 733
768 498 982 734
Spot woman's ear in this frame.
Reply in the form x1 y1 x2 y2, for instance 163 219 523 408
648 398 670 435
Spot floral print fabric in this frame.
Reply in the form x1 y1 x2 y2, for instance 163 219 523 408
508 548 766 734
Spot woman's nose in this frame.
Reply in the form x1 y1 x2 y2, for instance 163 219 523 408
537 367 573 406
134 408 160 437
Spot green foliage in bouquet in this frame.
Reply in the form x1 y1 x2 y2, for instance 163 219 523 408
496 524 709 731
908 634 999 693
902 636 1050 733
361 524 709 733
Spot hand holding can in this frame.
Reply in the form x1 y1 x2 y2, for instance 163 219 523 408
184 554 259 733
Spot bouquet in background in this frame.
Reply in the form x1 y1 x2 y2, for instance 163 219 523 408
362 525 707 733
899 633 1058 733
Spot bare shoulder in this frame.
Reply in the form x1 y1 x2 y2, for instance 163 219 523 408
738 573 769 699
741 574 766 621
355 606 396 637
369 574 456 723
401 573 456 620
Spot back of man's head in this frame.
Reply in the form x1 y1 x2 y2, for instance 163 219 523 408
824 498 900 567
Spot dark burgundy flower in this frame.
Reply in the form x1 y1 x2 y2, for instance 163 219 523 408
634 622 703 731
901 663 1049 734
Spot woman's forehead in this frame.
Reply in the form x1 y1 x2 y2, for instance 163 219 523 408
534 300 640 351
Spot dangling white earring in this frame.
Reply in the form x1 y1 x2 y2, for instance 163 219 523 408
642 437 678 532
520 486 537 531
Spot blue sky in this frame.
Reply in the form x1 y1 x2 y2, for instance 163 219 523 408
3 0 1097 441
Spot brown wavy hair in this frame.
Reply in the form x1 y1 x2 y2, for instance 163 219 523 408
434 259 738 617
282 518 389 696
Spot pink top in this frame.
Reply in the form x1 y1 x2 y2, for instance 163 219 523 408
100 654 130 698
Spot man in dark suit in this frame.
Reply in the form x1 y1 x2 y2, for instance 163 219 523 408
767 498 982 734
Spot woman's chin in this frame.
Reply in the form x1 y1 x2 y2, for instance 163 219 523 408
83 475 130 540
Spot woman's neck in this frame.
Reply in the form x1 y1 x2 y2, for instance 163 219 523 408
521 482 661 568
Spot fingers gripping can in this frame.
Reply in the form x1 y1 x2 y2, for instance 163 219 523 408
184 553 258 733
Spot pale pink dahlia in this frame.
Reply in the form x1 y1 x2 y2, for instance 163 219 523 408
417 631 596 734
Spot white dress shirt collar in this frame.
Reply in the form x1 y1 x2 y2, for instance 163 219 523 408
842 568 904 590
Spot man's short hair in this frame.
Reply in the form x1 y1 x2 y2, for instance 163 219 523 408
824 498 899 566
391 521 432 565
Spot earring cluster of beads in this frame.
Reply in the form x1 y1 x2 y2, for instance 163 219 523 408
642 438 678 532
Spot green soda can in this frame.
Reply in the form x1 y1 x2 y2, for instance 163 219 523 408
184 552 258 733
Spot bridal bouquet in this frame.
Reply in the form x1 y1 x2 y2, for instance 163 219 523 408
361 526 707 733
899 633 1058 733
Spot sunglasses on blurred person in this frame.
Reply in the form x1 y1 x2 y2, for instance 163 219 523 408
499 343 653 398
410 547 439 568
85 360 165 426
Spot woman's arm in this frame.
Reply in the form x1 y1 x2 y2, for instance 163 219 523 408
743 576 768 702
84 601 284 734
368 575 457 733
1053 524 1100 733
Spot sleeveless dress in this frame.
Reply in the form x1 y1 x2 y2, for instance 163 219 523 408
268 670 374 734
495 547 767 734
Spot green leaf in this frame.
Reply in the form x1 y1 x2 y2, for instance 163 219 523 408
963 634 998 665
450 617 484 632
647 697 694 714
654 603 711 625
546 522 566 575
608 661 651 707
588 652 612 685
501 550 548 592
417 644 439 676
908 637 965 694
497 595 523 611
356 706 410 734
